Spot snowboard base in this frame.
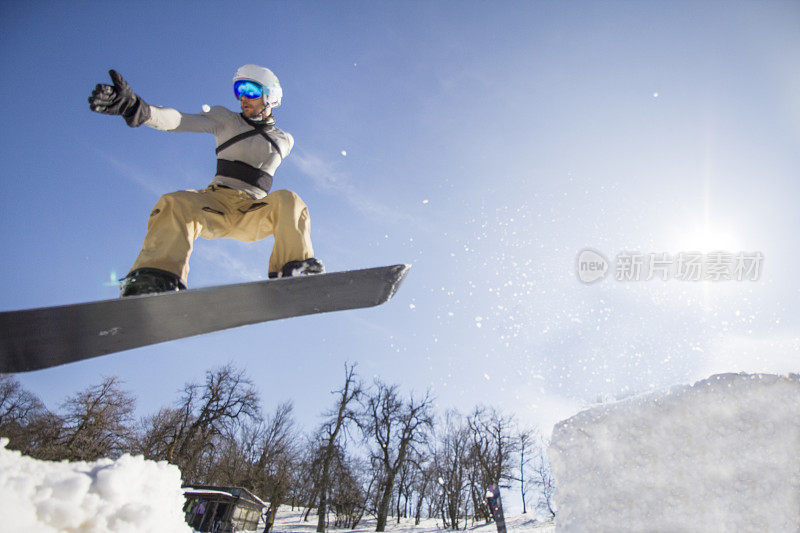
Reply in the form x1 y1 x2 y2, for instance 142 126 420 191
0 264 409 373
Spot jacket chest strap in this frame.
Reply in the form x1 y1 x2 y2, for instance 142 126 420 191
216 159 272 193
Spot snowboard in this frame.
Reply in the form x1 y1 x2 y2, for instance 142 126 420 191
0 264 409 373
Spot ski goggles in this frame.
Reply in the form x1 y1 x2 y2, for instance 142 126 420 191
233 80 265 100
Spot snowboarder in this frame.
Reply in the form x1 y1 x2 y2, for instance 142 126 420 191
88 65 324 297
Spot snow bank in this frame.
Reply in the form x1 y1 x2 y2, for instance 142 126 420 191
549 373 800 532
0 438 191 533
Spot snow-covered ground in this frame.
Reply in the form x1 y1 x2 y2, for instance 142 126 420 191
550 373 800 532
269 508 555 533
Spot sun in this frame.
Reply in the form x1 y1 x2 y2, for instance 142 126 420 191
664 213 743 254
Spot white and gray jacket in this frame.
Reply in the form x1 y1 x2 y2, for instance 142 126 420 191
144 105 294 199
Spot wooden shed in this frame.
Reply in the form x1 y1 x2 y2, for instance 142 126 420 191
183 485 265 532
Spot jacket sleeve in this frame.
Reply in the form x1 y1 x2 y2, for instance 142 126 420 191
144 105 228 135
285 132 295 155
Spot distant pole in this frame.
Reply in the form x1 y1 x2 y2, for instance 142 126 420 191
485 485 507 533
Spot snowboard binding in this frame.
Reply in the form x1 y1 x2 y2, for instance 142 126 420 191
120 268 187 297
269 257 325 279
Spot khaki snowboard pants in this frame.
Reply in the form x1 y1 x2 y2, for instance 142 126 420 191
130 186 314 283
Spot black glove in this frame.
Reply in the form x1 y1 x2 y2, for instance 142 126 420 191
88 70 151 127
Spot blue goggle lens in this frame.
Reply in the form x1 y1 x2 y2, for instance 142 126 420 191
234 80 264 100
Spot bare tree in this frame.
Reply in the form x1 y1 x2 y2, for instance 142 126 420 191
133 406 184 459
515 427 535 514
467 406 519 523
528 431 556 518
298 439 324 520
58 376 136 460
434 410 472 530
203 421 255 487
137 364 260 481
0 374 46 452
395 453 420 522
315 363 361 532
410 452 435 526
0 375 43 427
251 401 298 522
329 447 371 528
359 380 434 532
23 410 65 460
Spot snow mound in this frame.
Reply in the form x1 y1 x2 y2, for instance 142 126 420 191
549 373 800 532
0 438 191 533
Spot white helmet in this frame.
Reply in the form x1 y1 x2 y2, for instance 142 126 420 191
233 64 283 108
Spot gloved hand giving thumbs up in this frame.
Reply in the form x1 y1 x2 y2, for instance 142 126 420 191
88 70 151 127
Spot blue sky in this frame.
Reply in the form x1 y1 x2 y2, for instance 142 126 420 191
2 0 799 463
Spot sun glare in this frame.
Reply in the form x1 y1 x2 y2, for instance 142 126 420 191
678 227 740 253
664 212 744 254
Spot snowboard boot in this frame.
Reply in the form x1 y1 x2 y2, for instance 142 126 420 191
269 258 325 279
120 268 187 297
